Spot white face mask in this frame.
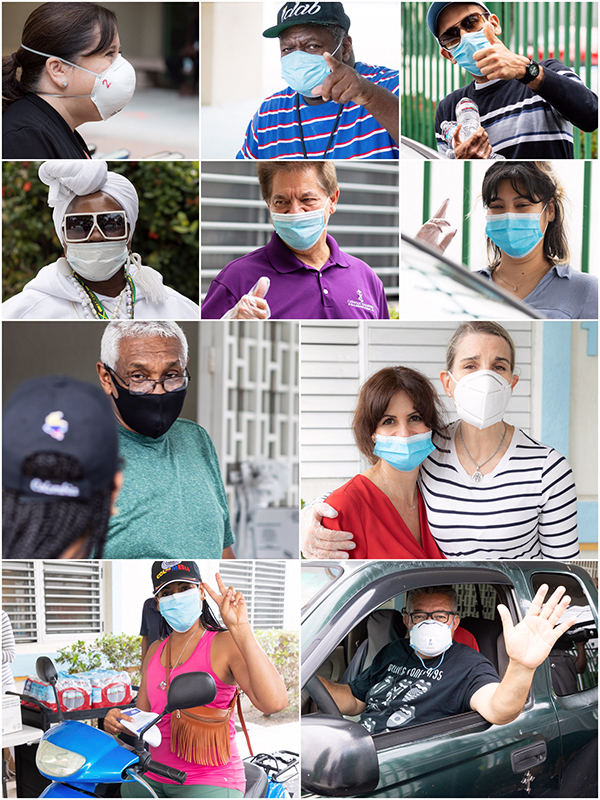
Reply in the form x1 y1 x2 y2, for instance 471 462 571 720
66 241 129 281
449 369 513 430
21 46 136 120
409 619 453 658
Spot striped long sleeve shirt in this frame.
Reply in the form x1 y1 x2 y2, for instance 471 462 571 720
2 610 16 689
435 59 598 159
418 423 580 560
237 62 399 160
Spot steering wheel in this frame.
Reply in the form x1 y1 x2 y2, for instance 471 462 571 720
304 675 343 717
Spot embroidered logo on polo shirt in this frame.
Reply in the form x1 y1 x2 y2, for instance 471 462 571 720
347 289 375 312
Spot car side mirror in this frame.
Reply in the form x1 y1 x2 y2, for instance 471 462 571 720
164 672 217 713
36 656 58 686
301 715 379 796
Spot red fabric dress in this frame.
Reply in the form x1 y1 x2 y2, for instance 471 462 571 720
321 474 445 560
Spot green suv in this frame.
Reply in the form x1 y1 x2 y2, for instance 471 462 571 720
301 561 597 798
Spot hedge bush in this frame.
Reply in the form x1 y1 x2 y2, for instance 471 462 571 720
2 161 199 303
254 629 299 713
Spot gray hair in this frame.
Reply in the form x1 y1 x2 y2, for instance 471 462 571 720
406 586 458 614
100 321 188 370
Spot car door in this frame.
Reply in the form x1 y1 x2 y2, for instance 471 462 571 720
302 562 563 798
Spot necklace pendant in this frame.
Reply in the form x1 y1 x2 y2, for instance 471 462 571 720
472 470 484 484
158 679 167 691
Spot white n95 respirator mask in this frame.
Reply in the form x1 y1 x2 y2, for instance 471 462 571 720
449 369 513 430
409 620 453 658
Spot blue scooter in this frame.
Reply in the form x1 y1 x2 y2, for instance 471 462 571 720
34 656 217 798
33 657 298 798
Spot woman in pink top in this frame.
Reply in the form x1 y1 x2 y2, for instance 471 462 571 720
105 560 288 797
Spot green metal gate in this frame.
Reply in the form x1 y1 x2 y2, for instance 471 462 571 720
402 1 597 158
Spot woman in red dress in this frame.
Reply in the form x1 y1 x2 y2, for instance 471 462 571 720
322 366 446 559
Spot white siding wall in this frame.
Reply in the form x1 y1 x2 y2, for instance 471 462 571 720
301 321 534 501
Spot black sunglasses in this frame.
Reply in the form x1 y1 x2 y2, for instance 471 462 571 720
438 11 490 50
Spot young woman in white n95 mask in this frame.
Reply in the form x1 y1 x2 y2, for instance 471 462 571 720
2 161 200 320
2 2 136 159
302 321 580 561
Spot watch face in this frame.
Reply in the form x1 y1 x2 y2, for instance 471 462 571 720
529 62 540 78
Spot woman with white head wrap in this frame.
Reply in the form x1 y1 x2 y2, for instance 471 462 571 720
2 161 199 320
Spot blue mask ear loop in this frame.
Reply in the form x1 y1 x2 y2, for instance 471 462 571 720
410 645 449 671
295 39 345 160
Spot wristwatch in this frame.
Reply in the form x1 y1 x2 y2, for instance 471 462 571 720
518 58 541 85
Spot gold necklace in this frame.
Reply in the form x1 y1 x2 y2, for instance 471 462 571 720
158 627 203 691
493 263 551 292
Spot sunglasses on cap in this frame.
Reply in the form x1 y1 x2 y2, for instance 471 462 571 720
438 11 490 50
63 211 129 243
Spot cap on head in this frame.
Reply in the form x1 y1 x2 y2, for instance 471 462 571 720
2 375 119 500
427 2 492 38
263 1 351 38
152 560 201 596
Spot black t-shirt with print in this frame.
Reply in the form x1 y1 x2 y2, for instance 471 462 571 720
348 638 500 733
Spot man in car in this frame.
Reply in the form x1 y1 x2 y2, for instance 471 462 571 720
317 584 576 731
237 2 399 159
429 2 598 159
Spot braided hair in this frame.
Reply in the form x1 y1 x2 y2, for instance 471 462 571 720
2 452 112 559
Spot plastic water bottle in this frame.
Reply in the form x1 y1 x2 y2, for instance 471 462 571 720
455 98 480 142
440 120 459 147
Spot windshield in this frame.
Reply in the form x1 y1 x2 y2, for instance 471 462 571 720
301 563 345 611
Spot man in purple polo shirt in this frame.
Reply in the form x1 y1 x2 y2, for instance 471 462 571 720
201 161 390 320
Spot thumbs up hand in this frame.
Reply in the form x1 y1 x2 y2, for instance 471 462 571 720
474 21 531 81
222 277 272 320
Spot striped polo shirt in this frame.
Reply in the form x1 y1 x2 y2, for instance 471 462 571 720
418 423 580 560
435 59 598 159
237 62 399 160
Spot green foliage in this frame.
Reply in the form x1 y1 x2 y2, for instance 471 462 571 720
56 640 102 674
254 629 299 713
2 161 199 303
388 304 399 320
56 633 142 683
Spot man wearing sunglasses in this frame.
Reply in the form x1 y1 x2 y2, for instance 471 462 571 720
96 320 236 559
316 583 576 731
428 2 598 159
2 161 200 320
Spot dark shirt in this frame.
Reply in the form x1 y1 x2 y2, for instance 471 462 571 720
349 638 500 733
435 59 598 159
140 597 171 645
3 94 91 159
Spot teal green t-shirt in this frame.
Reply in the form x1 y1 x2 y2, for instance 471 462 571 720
104 419 234 558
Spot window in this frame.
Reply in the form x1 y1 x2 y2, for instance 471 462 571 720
2 561 103 643
218 560 286 629
531 572 598 697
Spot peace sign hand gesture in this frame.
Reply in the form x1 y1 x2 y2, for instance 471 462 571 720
498 584 577 672
202 573 249 631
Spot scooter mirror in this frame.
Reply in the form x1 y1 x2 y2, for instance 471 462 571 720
36 656 58 686
165 672 217 713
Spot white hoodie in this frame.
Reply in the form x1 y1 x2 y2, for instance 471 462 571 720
2 258 199 320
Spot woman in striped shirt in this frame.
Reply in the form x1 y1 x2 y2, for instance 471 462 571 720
302 321 579 560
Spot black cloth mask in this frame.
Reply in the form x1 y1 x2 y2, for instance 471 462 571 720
112 381 186 439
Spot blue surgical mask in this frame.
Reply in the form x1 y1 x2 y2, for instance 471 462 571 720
271 206 327 251
373 431 435 472
280 41 342 96
485 205 548 259
158 586 201 633
447 28 491 76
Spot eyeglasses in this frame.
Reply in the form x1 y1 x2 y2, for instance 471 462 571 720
63 211 129 243
438 12 490 50
104 364 191 396
404 610 456 624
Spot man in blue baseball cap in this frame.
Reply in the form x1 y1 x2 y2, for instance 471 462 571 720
428 2 598 159
237 1 399 160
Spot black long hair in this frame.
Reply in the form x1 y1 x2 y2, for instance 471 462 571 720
2 452 112 558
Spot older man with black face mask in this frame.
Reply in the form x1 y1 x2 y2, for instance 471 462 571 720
429 1 598 159
96 320 236 559
237 1 399 159
317 584 576 732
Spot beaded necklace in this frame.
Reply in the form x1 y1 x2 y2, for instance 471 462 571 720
71 272 136 319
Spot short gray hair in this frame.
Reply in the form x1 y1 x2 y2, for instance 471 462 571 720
406 586 458 613
100 321 188 370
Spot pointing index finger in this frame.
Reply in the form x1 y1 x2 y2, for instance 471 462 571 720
431 198 450 219
323 52 341 70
